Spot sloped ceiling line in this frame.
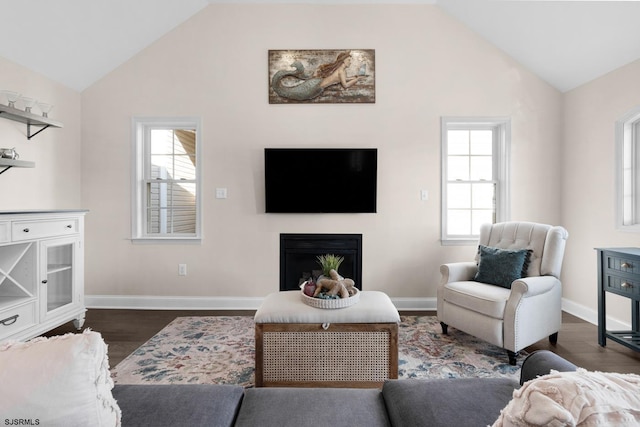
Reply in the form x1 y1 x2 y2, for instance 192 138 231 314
0 0 638 93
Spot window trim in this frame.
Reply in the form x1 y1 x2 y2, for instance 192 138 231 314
440 117 511 245
615 106 640 231
131 117 202 242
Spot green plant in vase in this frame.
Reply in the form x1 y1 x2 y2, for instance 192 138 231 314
316 254 344 277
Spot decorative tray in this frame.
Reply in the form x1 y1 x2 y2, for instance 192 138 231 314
300 287 359 309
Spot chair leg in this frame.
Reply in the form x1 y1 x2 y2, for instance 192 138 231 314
549 332 558 344
507 350 518 366
440 322 448 334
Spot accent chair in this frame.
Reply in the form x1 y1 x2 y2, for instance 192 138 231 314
437 221 569 365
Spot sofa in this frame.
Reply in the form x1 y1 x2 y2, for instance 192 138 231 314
3 331 638 426
112 349 578 427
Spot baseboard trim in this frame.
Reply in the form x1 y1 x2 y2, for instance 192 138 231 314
86 295 623 328
391 297 436 311
85 295 437 312
85 295 265 310
561 297 630 330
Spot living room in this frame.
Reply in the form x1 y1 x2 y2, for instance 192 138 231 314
2 0 640 425
1 1 636 326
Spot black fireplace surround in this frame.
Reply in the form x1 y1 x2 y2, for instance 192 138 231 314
280 233 362 291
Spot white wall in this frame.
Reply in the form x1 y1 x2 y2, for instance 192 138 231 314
562 58 640 326
0 57 81 209
2 3 633 326
80 4 563 307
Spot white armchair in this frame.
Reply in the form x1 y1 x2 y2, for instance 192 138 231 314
437 221 569 365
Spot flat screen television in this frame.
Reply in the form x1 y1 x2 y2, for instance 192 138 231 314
265 148 377 213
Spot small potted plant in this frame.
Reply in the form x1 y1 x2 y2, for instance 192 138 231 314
300 253 359 308
316 254 344 277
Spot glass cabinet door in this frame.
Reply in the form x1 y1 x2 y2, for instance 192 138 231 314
41 238 76 317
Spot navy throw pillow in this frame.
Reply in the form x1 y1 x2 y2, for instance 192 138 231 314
474 245 532 288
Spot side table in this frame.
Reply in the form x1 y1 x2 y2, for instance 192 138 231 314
596 247 640 351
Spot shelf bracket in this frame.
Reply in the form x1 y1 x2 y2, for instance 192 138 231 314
27 123 51 140
0 106 63 140
0 166 12 175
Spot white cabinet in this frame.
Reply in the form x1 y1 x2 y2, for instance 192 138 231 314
0 210 86 342
40 236 81 324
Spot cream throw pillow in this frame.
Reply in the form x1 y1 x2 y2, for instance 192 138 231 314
493 368 640 426
0 330 121 427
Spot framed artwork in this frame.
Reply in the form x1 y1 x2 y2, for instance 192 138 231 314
268 49 375 104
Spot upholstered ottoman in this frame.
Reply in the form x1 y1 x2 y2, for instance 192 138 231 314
254 290 400 388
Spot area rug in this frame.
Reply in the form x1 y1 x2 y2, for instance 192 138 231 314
111 316 522 387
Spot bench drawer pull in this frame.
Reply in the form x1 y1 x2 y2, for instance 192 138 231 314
0 314 19 326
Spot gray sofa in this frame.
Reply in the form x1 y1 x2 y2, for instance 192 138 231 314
112 350 578 427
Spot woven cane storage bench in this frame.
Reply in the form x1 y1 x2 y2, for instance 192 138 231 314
254 290 400 388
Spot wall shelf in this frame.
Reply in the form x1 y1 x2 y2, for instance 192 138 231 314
0 159 35 175
0 104 63 140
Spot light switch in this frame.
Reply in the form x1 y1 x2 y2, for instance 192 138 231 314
420 190 429 201
216 188 228 199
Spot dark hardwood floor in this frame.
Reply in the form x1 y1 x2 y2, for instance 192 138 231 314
45 309 640 373
44 309 255 366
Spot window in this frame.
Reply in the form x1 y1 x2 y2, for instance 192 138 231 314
441 117 510 244
132 117 201 241
616 106 640 231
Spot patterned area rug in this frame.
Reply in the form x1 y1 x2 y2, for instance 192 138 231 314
111 316 522 387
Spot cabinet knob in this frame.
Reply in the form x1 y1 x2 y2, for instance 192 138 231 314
22 228 29 233
66 224 72 228
622 282 633 289
41 280 48 284
622 262 633 268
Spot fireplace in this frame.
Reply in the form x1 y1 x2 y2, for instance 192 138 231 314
280 233 362 291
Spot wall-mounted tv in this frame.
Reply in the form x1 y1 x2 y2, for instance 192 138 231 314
265 148 377 213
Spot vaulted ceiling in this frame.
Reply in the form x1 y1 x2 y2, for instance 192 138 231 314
0 0 638 93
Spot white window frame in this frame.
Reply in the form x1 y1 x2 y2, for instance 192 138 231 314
131 117 202 242
615 106 640 231
441 117 511 245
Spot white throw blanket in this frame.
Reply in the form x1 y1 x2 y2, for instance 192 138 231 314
493 368 640 426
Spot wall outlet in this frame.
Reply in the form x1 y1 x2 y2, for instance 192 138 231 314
178 264 187 276
216 188 228 199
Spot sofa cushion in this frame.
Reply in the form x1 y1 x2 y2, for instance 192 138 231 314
474 245 532 288
382 378 518 427
112 384 244 427
493 368 640 426
234 387 390 427
0 330 121 427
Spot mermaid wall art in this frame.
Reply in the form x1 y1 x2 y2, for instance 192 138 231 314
268 49 375 104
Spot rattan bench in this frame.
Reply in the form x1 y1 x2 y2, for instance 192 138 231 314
254 290 400 388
